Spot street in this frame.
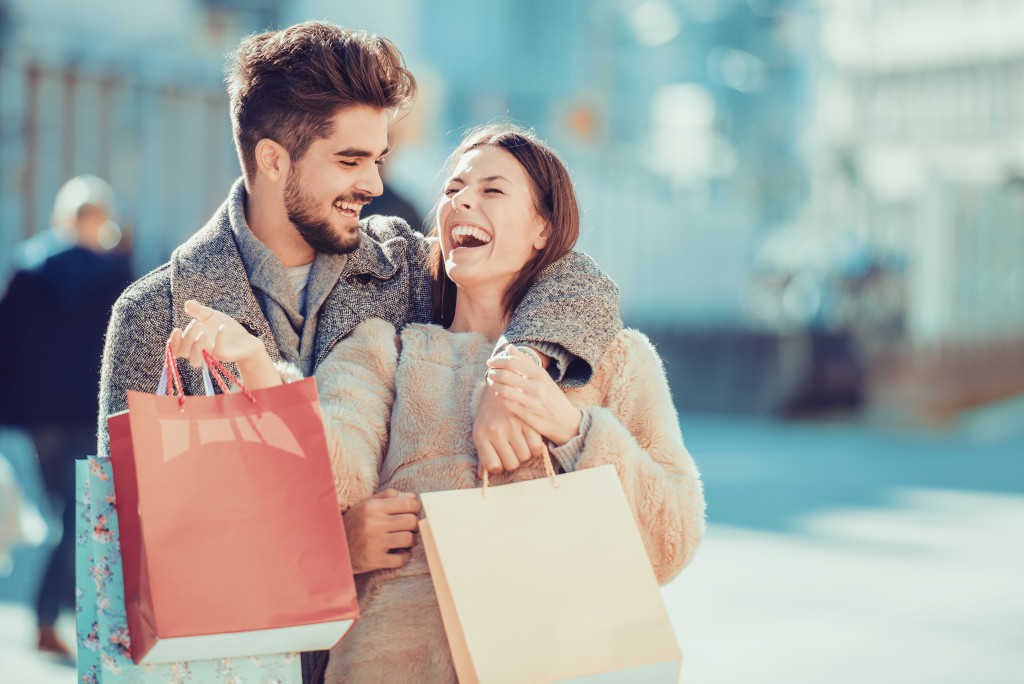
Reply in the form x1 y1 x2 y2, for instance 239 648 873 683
1 406 1022 683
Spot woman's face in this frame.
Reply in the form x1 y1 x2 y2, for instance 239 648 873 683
437 145 548 296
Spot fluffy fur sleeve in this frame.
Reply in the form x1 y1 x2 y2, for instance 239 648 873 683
550 329 706 584
277 318 399 512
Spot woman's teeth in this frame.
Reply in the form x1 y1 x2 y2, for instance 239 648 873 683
451 225 492 247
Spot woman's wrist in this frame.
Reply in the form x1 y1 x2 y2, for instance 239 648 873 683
549 407 583 446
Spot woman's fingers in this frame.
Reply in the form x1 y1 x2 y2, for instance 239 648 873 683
486 367 532 392
487 354 542 380
477 441 502 476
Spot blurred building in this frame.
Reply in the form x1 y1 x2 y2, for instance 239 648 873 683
794 0 1024 419
0 0 278 284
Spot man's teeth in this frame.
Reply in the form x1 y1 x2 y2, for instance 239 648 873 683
451 225 492 246
334 201 361 214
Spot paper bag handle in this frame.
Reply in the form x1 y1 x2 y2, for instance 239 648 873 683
481 445 558 498
162 340 259 409
200 350 258 405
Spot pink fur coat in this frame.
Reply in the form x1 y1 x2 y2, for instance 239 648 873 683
280 318 705 683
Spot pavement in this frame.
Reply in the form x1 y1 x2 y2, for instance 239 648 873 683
1 409 1022 683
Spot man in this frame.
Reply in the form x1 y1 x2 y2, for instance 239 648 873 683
1 175 132 658
97 21 620 681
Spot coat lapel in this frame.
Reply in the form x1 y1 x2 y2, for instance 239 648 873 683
168 187 280 395
312 227 406 370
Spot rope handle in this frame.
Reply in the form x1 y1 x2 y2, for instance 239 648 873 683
481 444 558 498
201 350 258 405
163 341 185 410
162 340 258 408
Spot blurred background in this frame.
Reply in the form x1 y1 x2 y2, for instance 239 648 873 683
0 1 1021 683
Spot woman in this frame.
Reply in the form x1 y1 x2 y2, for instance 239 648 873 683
171 123 705 682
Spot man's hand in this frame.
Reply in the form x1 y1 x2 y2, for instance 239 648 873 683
343 489 420 574
473 382 546 477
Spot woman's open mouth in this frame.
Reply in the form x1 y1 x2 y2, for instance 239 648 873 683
450 224 492 249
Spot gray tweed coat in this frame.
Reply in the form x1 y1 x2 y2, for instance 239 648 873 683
96 183 621 460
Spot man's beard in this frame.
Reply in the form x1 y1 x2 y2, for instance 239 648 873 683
283 171 368 255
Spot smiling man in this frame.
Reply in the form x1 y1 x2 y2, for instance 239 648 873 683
97 21 621 683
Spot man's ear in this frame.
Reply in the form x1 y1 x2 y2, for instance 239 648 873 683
255 138 289 183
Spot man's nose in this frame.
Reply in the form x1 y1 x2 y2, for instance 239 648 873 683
355 163 384 198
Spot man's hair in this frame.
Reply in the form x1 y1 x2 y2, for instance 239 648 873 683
429 123 580 326
225 21 416 184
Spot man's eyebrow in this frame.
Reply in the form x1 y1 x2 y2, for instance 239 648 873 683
334 146 390 158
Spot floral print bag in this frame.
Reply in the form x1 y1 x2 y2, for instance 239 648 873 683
75 456 301 684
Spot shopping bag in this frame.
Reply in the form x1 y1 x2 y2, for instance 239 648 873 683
76 455 302 683
420 454 682 684
107 346 358 664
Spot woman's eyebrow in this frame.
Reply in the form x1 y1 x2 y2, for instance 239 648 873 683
481 175 510 183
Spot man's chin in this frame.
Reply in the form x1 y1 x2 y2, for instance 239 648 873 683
294 225 361 255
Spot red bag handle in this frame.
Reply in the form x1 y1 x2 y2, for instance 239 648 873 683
163 340 259 408
201 349 258 405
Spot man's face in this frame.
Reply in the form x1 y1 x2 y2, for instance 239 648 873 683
284 105 390 254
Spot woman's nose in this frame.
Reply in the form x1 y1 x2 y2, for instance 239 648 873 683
451 188 471 210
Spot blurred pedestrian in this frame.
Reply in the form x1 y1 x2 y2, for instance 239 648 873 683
0 175 132 657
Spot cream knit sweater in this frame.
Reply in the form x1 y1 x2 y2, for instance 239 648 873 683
281 318 705 683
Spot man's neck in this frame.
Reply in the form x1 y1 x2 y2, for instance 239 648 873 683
244 185 316 268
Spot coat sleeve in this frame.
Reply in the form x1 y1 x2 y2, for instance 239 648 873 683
279 318 399 512
97 283 173 460
501 250 622 388
548 330 705 584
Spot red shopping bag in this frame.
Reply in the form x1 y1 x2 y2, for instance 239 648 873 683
108 345 358 664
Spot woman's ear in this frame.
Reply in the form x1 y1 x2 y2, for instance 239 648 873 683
255 138 289 183
533 219 551 250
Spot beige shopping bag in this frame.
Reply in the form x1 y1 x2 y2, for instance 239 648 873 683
420 457 682 684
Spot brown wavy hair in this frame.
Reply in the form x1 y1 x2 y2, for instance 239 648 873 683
429 124 580 327
226 21 416 185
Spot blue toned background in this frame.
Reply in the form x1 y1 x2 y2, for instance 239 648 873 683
1 1 1022 682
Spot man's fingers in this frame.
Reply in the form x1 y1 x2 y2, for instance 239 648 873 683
373 496 421 516
184 299 213 321
167 329 184 357
384 550 411 569
389 531 415 549
188 330 208 368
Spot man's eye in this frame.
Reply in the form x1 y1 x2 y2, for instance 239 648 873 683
375 158 387 166
339 161 357 167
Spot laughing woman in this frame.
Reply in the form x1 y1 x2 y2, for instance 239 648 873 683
173 123 705 682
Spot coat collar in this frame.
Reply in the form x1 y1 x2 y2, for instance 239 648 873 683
168 179 406 365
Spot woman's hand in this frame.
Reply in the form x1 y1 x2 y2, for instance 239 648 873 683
167 300 281 389
485 346 582 446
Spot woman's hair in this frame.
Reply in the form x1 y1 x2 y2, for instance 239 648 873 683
429 123 580 327
225 21 416 185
